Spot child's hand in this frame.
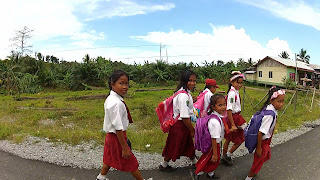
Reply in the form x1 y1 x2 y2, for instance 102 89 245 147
256 147 262 157
231 125 238 132
211 154 218 162
122 147 131 159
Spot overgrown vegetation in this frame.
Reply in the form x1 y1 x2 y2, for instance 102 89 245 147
0 84 319 153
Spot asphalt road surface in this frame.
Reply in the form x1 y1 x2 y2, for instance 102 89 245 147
1 126 320 180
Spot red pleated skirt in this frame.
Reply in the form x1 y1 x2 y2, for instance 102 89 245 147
195 144 220 175
250 138 272 174
224 113 246 144
162 120 195 162
103 132 139 172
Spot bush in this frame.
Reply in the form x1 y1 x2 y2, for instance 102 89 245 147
282 77 296 90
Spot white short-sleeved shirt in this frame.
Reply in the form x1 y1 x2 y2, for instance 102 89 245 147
208 111 225 143
226 86 241 113
173 88 194 120
203 88 213 113
259 104 278 140
103 90 129 133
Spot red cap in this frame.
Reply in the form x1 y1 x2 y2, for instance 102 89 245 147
205 79 219 88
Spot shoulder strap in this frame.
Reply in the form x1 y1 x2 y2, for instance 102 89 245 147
208 114 222 125
262 110 276 130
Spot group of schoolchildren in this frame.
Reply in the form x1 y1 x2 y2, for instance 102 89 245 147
96 69 286 180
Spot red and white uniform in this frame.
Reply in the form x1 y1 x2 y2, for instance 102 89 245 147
195 111 224 174
225 86 246 144
163 88 195 161
250 104 277 174
203 88 214 114
102 90 138 172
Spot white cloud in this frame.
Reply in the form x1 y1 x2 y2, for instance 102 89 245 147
236 0 320 31
129 25 294 64
0 0 172 59
78 0 175 21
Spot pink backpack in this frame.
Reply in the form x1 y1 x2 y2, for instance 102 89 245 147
155 90 188 133
193 91 209 119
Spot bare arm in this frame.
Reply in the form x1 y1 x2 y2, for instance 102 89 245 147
211 138 218 162
116 130 130 159
182 118 195 137
227 110 237 131
256 131 263 157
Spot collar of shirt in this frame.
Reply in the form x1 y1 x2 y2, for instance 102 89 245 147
178 87 191 94
212 111 224 118
204 88 210 93
110 90 124 101
231 86 239 94
266 104 278 116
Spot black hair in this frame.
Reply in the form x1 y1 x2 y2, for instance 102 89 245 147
203 85 214 91
108 69 129 91
175 70 196 92
207 94 225 115
227 72 244 93
260 86 282 111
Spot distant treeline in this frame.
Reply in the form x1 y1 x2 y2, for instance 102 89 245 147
0 53 254 96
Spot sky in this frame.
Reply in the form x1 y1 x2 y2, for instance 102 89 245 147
1 0 320 65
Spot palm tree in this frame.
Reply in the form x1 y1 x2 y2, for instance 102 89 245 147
279 51 290 59
297 48 310 64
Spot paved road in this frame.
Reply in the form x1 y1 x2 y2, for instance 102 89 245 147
1 126 320 180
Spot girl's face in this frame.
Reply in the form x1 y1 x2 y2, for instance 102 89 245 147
111 75 129 96
213 98 226 115
209 86 217 94
187 74 196 91
271 94 285 110
231 78 243 90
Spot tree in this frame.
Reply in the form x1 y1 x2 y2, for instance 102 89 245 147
10 26 34 57
297 48 310 64
279 51 290 59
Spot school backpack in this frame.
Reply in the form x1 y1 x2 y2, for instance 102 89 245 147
193 91 209 120
194 114 221 153
244 108 276 153
155 90 188 133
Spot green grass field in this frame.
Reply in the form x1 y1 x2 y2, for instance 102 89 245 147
1 84 320 153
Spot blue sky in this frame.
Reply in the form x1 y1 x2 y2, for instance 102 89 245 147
1 0 320 65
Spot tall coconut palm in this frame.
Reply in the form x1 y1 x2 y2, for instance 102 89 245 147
297 48 310 64
279 51 290 59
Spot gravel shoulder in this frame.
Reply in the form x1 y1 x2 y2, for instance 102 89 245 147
0 119 320 170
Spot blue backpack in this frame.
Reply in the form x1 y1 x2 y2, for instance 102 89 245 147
244 108 276 153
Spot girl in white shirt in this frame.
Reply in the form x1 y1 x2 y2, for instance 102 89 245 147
222 71 247 166
96 70 143 180
245 86 285 180
160 70 198 172
194 94 226 179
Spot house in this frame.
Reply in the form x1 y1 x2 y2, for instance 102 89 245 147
244 56 315 87
308 64 320 88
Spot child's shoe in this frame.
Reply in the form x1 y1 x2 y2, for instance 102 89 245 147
206 173 220 179
221 154 233 166
159 164 177 172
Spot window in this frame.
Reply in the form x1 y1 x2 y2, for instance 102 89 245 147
258 71 262 77
269 71 273 78
290 73 295 81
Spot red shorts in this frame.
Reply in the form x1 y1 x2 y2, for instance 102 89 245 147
162 120 195 162
195 144 220 175
250 139 272 174
224 113 246 144
103 132 139 172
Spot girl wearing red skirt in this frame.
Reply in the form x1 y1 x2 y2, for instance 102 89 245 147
245 86 285 180
96 70 143 180
194 94 226 179
160 70 198 172
222 71 247 166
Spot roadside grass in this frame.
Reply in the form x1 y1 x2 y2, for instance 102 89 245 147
0 84 320 153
